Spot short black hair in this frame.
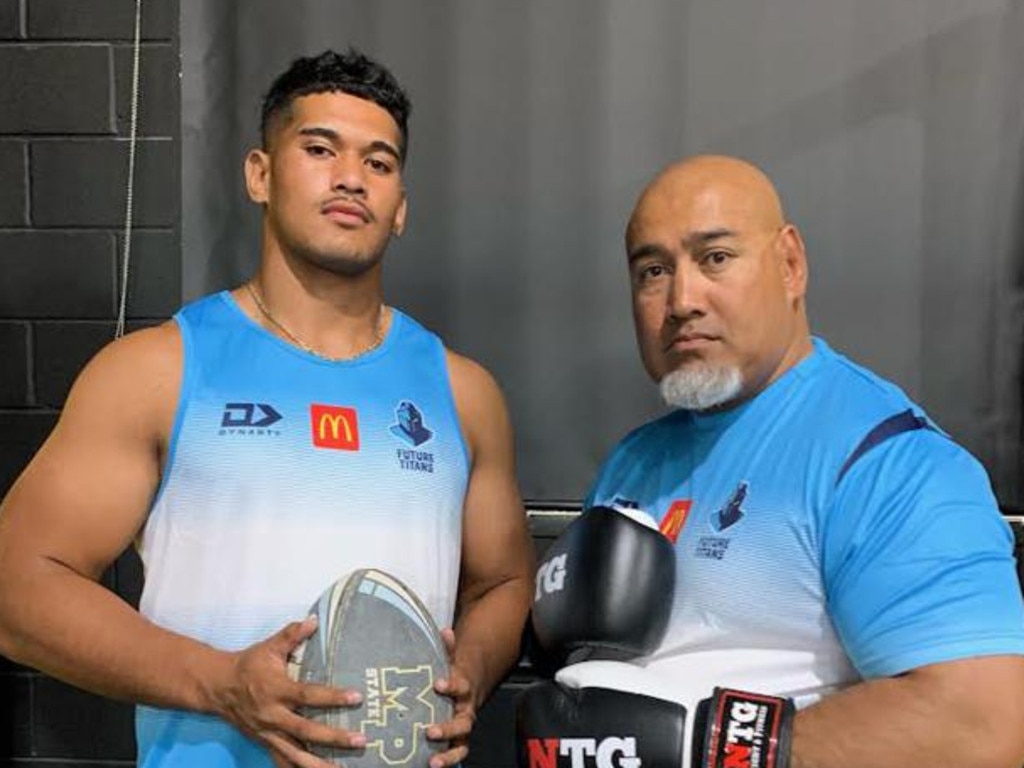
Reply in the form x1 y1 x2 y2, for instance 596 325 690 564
260 48 411 161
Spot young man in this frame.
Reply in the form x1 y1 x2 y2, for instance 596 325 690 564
0 49 534 768
521 155 1024 768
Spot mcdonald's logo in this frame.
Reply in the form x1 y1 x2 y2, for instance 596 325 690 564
659 499 692 544
310 404 360 450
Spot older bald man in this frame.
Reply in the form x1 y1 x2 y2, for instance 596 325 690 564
518 156 1024 768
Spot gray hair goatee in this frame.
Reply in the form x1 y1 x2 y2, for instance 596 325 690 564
659 364 743 411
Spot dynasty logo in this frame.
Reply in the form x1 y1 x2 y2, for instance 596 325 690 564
219 402 283 437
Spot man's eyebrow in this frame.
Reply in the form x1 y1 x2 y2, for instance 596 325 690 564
367 140 402 162
627 243 664 264
681 228 737 250
627 228 737 264
297 127 402 162
298 126 340 141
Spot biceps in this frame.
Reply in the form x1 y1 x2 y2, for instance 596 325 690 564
459 458 533 597
0 418 160 580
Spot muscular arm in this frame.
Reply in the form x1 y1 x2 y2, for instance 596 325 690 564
0 324 229 709
791 431 1024 768
0 325 357 767
792 655 1024 768
446 351 534 706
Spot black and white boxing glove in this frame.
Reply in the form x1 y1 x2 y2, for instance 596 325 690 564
531 505 676 666
520 506 794 768
517 662 794 768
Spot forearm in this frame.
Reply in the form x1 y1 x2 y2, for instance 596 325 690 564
0 557 231 713
792 669 1024 768
452 575 531 708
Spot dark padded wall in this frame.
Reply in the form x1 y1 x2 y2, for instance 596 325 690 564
181 0 1024 506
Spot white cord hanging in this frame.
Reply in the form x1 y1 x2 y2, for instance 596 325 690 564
115 0 143 339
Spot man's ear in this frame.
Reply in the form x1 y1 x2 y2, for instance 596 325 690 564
392 194 408 237
244 149 271 204
777 223 808 303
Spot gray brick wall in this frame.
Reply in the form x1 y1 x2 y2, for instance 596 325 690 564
0 44 115 133
0 141 28 224
0 1 20 38
0 0 179 765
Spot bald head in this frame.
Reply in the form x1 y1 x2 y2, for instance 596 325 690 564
624 154 812 410
627 155 786 250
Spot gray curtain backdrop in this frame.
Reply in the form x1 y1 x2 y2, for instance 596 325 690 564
181 0 1024 505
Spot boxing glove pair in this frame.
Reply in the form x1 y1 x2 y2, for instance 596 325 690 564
517 506 794 768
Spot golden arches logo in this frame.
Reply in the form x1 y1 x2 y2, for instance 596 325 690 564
310 404 360 450
659 499 692 544
319 413 352 442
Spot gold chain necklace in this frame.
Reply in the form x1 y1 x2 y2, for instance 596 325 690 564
245 281 386 362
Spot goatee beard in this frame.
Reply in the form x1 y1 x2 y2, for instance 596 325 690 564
659 363 743 411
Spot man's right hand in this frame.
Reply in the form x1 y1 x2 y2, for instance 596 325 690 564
517 506 794 768
212 616 365 768
516 661 795 768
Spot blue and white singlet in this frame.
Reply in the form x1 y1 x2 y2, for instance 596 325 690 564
135 291 469 767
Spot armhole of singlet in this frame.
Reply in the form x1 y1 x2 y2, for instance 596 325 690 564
438 342 472 477
835 409 933 487
147 312 199 513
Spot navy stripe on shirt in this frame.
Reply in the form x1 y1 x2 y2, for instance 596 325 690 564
837 409 932 485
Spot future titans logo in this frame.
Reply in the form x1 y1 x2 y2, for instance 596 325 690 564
711 481 748 532
695 481 748 561
390 401 433 447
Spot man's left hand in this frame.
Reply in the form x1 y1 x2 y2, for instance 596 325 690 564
427 628 477 768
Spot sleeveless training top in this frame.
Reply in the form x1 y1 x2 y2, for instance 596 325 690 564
135 291 470 767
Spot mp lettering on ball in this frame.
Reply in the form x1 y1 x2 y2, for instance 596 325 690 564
288 569 451 768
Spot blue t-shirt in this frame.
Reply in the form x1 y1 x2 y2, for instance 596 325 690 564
587 338 1024 704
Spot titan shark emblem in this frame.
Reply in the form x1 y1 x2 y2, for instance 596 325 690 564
712 482 748 532
390 401 433 447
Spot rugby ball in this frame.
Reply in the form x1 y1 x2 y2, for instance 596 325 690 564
288 568 452 767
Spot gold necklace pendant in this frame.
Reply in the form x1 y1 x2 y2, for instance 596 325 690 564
245 281 386 362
